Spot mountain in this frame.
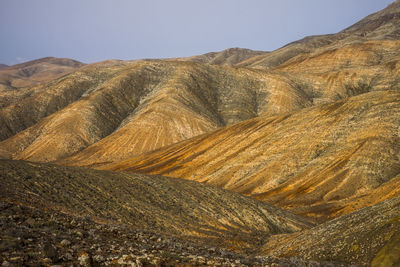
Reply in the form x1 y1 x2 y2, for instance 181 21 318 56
3 39 400 163
234 1 400 70
0 64 8 70
0 59 122 144
0 60 324 162
0 159 312 251
0 57 84 91
1 2 400 164
101 90 400 222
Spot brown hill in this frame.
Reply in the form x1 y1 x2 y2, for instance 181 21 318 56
0 200 318 266
0 57 84 91
103 90 400 221
0 64 8 70
0 159 312 251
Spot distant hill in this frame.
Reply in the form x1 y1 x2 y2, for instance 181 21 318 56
0 64 8 70
0 57 84 91
173 47 267 66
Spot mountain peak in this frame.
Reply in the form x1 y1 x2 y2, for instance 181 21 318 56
341 0 400 38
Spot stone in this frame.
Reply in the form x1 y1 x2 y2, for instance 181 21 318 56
92 255 104 263
43 243 58 261
60 239 71 247
78 252 92 266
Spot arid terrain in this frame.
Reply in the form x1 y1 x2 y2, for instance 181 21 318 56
1 1 400 266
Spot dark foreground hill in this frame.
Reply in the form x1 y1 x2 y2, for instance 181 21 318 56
0 159 312 252
1 159 399 266
0 198 327 266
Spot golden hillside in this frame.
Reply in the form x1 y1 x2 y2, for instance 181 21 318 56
104 90 400 221
1 59 323 162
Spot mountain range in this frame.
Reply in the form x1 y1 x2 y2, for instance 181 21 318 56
1 1 400 266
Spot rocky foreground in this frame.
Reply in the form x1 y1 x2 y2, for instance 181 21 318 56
0 199 350 267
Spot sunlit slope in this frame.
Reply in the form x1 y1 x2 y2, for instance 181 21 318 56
105 90 400 221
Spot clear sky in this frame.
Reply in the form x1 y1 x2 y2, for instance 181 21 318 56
0 0 395 65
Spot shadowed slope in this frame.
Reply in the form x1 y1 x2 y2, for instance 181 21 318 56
0 159 312 251
0 62 126 142
262 197 400 266
104 90 400 221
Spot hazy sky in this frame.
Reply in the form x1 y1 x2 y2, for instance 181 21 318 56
0 0 395 65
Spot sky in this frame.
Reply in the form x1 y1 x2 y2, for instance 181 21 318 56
0 0 395 65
